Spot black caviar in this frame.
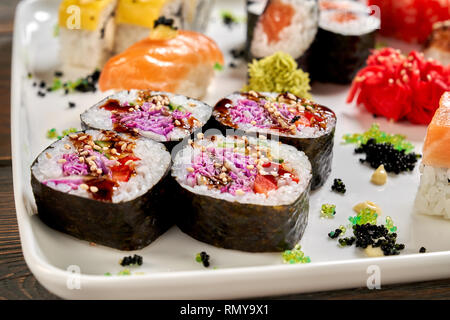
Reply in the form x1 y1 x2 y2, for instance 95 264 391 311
331 178 346 194
338 237 355 246
154 16 177 30
120 254 143 266
328 228 343 239
355 138 420 174
419 247 427 253
196 251 210 268
353 224 405 256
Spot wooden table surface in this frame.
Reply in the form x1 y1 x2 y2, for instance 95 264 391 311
2 0 450 300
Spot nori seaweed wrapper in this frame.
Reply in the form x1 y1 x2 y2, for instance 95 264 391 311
30 137 173 251
308 27 376 84
209 94 336 190
173 173 311 252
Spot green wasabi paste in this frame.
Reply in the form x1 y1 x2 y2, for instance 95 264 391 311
243 51 312 100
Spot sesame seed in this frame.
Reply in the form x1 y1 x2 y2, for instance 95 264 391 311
102 146 108 151
79 184 89 191
69 134 78 139
57 159 67 164
125 160 134 166
90 186 98 193
246 164 254 170
64 144 71 150
197 133 204 139
174 120 181 126
93 145 101 150
128 108 134 112
111 148 118 154
84 144 92 150
121 143 127 151
80 151 89 156
79 157 85 163
250 120 256 125
45 152 52 159
96 169 102 174
78 135 87 141
235 189 245 196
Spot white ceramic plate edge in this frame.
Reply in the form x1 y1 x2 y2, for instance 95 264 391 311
11 0 450 299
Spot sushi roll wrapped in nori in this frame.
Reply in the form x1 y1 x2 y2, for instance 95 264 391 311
58 0 117 71
81 90 213 151
31 130 172 250
308 0 380 84
212 91 336 190
172 134 312 252
246 0 319 71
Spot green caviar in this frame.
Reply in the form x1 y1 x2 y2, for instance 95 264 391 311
320 204 336 219
342 123 414 153
385 216 397 233
46 128 78 140
348 208 378 226
282 244 311 264
117 269 131 276
214 62 224 71
243 51 312 99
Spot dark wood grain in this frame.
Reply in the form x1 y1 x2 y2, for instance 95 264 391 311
2 0 450 300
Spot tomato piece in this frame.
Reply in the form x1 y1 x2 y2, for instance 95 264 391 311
254 174 277 194
111 155 141 182
294 114 310 127
111 165 132 182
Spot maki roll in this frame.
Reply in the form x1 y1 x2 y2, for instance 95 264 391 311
31 130 172 250
81 90 213 150
425 20 450 66
172 134 312 252
308 0 380 84
212 91 336 190
415 93 450 218
246 0 319 71
58 0 117 71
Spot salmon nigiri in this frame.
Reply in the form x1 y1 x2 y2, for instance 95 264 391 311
415 91 450 218
99 19 224 99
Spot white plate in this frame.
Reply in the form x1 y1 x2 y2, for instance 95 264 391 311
11 0 450 299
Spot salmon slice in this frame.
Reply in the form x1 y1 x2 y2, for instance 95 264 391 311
99 30 224 94
260 0 294 44
422 91 450 168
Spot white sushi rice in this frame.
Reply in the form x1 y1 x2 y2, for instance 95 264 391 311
80 90 212 142
250 0 319 59
59 0 116 71
32 130 171 203
217 92 336 139
415 164 450 218
319 6 380 36
172 135 312 206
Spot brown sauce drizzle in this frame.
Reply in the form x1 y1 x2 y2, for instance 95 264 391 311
213 93 335 133
85 178 117 202
68 131 138 202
